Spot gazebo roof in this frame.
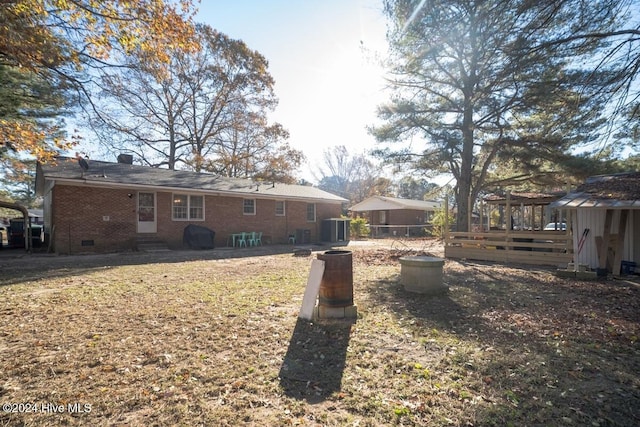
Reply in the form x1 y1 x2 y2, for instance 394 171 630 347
483 191 564 206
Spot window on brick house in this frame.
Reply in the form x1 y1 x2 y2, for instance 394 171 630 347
172 194 204 220
306 203 316 222
190 196 204 219
275 200 285 216
243 199 256 215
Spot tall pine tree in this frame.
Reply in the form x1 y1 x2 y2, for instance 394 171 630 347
372 0 631 231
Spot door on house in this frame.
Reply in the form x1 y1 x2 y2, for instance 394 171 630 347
137 192 157 233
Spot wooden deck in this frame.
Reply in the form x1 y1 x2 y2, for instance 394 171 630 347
444 231 573 267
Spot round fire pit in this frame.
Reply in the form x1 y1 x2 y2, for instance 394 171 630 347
399 256 447 294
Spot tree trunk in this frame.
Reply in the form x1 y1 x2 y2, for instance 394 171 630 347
457 88 475 232
168 125 176 170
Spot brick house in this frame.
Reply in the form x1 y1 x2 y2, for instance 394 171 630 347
349 196 441 237
36 156 347 254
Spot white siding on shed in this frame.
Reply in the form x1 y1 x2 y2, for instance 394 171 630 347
575 209 635 268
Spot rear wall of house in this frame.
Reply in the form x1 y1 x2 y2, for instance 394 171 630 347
50 185 137 254
368 209 430 225
157 193 341 248
49 184 342 253
391 209 430 225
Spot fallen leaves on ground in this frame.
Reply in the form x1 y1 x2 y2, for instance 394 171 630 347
0 239 638 426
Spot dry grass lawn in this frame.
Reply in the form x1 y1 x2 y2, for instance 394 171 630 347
0 239 638 426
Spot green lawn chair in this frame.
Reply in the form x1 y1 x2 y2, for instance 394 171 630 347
252 231 262 246
237 232 248 247
247 231 256 246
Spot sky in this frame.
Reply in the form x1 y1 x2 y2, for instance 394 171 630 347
194 0 391 182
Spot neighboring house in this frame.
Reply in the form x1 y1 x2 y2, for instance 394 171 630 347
550 172 640 275
349 196 441 237
36 156 348 254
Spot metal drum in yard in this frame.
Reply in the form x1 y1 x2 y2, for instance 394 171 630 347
317 250 353 307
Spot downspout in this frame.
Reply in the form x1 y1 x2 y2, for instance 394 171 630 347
0 200 31 252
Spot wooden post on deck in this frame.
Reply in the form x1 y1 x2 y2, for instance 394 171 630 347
530 204 535 231
612 210 629 276
598 209 614 274
506 191 512 231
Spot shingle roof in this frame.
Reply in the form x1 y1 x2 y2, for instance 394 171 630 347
349 195 441 211
577 172 640 200
550 172 640 209
37 157 348 204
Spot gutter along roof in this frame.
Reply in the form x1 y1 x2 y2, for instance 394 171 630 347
37 157 348 204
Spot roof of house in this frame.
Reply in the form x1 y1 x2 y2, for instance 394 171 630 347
349 195 441 212
550 172 640 209
36 157 348 204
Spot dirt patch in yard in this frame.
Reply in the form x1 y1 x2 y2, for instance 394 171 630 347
0 238 638 426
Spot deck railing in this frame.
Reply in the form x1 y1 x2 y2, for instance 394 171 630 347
444 230 573 267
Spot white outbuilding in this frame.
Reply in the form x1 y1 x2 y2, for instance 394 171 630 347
550 172 640 276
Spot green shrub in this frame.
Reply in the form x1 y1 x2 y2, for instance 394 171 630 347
350 217 370 239
430 208 454 238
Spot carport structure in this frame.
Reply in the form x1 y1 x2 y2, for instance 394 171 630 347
0 201 30 251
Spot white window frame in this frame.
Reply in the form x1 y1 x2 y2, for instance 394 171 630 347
189 195 204 220
172 194 205 221
243 198 256 215
275 200 285 216
306 203 316 222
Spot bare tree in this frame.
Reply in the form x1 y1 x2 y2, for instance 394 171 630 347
91 24 301 178
314 145 391 204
